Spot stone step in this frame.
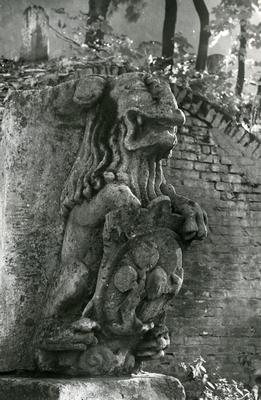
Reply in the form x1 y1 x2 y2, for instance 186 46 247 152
0 373 185 400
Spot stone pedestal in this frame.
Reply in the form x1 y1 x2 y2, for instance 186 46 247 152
0 373 185 400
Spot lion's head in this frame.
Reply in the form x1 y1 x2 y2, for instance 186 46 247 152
61 72 185 216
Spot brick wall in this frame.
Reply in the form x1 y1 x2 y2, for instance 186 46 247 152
2 63 260 382
150 89 261 383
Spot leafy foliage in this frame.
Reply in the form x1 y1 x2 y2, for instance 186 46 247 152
148 44 240 115
50 2 261 123
212 0 259 32
211 0 261 95
109 0 147 22
212 0 261 50
203 379 255 400
179 357 256 400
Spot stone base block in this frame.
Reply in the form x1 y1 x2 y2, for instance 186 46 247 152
0 373 185 400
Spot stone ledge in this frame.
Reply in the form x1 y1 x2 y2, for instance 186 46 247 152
0 373 185 400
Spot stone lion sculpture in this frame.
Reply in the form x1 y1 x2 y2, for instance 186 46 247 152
36 72 207 376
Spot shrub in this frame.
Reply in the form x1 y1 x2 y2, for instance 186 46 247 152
178 357 256 400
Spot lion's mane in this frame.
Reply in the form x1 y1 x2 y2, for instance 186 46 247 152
60 75 173 215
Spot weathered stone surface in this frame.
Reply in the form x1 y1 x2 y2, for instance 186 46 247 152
37 201 185 375
35 73 207 376
0 72 208 376
0 80 89 371
2 65 261 385
0 373 185 400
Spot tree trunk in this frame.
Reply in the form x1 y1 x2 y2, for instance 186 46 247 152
162 0 177 61
88 0 111 21
85 0 111 46
88 0 97 22
193 0 210 71
235 19 247 96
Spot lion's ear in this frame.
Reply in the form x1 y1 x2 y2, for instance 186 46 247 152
73 76 107 107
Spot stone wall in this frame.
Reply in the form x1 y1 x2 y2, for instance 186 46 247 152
1 68 261 381
0 81 89 370
152 89 261 383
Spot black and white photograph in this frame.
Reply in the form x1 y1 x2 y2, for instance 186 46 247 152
0 0 260 399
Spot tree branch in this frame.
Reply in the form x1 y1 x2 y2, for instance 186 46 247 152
48 23 81 47
235 19 247 96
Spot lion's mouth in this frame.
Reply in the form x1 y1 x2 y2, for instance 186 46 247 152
124 110 179 157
